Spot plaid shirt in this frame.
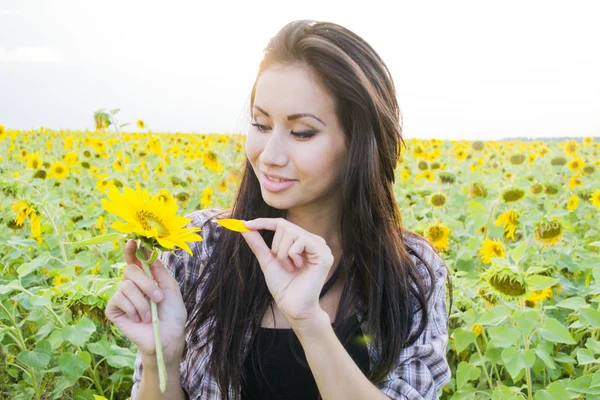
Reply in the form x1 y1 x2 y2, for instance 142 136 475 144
131 208 451 400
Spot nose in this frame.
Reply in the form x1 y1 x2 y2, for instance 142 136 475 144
259 128 289 167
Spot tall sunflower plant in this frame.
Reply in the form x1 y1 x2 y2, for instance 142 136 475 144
64 183 203 392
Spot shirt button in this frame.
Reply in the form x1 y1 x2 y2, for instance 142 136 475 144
192 335 199 344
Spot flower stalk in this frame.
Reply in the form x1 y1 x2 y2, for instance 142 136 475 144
136 242 167 392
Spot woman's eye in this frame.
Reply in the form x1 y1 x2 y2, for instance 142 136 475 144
251 123 316 140
291 131 316 139
250 123 268 132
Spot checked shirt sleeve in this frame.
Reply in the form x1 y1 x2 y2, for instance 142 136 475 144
376 238 452 400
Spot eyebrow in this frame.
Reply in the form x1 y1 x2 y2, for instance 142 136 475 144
253 105 326 126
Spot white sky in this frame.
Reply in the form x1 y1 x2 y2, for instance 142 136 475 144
1 0 599 140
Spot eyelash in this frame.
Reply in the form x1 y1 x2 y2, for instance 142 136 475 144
250 123 316 139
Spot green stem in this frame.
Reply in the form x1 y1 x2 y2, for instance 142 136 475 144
473 338 495 390
138 245 167 392
480 327 503 383
41 205 68 264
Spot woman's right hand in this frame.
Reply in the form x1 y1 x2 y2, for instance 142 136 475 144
105 239 188 367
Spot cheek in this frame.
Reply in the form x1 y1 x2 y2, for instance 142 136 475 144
245 133 263 163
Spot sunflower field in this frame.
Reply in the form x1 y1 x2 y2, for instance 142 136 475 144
1 123 599 400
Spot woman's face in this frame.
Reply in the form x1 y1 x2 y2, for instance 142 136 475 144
245 63 347 212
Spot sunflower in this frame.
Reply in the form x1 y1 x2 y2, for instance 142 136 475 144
455 149 468 161
583 137 594 146
218 179 228 192
484 264 528 298
64 151 78 165
494 210 520 240
153 189 176 209
201 186 213 208
53 276 70 286
48 161 69 179
568 174 583 191
566 195 579 212
137 120 145 129
501 188 525 203
113 158 125 172
568 158 584 171
100 184 203 255
534 220 564 247
565 140 578 156
26 153 42 169
430 193 446 207
589 189 600 209
12 200 37 226
479 238 505 264
425 223 450 252
519 287 554 308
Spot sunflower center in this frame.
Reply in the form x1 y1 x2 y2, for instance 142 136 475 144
136 210 170 237
33 160 39 168
56 166 64 174
429 226 444 241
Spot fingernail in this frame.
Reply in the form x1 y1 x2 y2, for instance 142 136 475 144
145 311 152 322
152 289 163 301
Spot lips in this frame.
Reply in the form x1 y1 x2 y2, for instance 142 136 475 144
260 172 296 192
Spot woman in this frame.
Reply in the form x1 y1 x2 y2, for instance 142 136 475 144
105 20 452 400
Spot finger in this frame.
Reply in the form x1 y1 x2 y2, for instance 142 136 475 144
277 230 295 264
244 218 286 232
147 255 179 291
124 239 142 268
289 237 309 266
123 264 163 302
241 231 274 266
106 290 141 323
271 225 284 255
119 279 153 323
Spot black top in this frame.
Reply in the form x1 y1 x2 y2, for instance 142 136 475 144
241 257 370 399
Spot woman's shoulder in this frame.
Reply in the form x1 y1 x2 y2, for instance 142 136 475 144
402 230 448 282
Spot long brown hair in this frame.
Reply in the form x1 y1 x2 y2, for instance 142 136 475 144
183 20 452 399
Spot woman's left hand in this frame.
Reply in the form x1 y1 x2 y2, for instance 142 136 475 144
241 218 334 327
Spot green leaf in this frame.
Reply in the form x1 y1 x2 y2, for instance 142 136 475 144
539 318 576 344
87 338 135 368
556 296 589 310
453 328 477 353
456 361 480 389
17 252 53 278
0 280 20 295
526 275 559 291
468 201 488 228
501 346 536 379
577 348 600 365
511 240 527 264
580 308 600 328
589 241 600 248
63 233 125 246
586 338 600 354
17 340 52 369
487 326 522 348
533 342 556 370
62 318 96 347
514 309 539 337
475 305 509 326
58 351 91 381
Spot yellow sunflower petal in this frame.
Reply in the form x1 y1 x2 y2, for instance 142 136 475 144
216 219 251 232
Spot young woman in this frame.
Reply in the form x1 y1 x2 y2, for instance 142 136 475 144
105 20 453 400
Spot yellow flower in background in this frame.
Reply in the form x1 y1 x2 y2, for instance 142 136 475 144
583 136 594 146
218 179 228 192
154 163 165 176
96 215 106 233
26 152 42 169
425 223 450 252
153 189 176 209
535 220 564 247
590 189 600 209
53 275 70 286
400 170 410 184
528 153 536 164
568 174 583 191
113 158 125 172
565 140 578 156
201 186 213 208
479 238 505 264
101 184 203 255
48 161 69 179
568 157 584 171
137 120 145 129
567 195 579 212
12 200 36 226
64 151 78 165
494 210 520 240
96 174 113 192
471 324 483 337
455 148 467 161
